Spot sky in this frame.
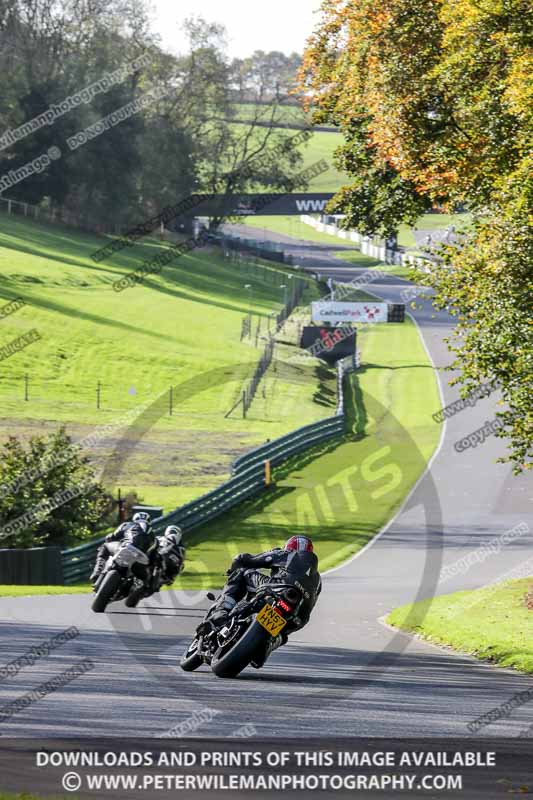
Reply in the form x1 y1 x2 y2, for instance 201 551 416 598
150 0 324 58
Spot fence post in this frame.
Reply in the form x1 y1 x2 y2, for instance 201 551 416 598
242 391 247 418
264 459 271 486
117 488 125 523
96 381 101 410
24 373 29 401
169 386 173 416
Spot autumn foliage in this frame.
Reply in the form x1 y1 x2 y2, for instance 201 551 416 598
301 0 532 470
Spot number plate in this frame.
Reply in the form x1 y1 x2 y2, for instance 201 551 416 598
256 604 287 636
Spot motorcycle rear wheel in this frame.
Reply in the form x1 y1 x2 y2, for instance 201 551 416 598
91 570 122 613
211 620 268 679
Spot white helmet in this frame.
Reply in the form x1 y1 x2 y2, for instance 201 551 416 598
133 511 151 524
164 525 183 545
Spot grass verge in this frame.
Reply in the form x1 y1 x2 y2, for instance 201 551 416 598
0 584 91 597
387 579 533 674
239 215 359 247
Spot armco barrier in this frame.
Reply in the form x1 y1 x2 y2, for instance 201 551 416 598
61 412 346 585
0 546 63 585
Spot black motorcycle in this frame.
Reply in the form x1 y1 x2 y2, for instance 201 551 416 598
180 553 318 678
91 527 156 613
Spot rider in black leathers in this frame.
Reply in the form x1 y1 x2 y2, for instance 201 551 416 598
206 535 321 633
90 511 156 586
155 525 186 586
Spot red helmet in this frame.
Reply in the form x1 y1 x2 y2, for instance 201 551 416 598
284 536 314 553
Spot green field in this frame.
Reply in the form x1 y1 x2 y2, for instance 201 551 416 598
328 250 383 268
230 102 311 127
297 130 345 191
0 213 336 510
226 124 345 193
224 99 345 193
331 254 414 280
387 579 533 674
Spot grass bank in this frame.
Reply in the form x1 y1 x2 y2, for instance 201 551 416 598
387 579 533 674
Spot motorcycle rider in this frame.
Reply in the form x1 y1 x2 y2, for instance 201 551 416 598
155 525 186 587
89 511 156 586
204 535 321 634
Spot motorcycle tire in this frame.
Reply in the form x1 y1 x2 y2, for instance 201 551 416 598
180 638 203 672
91 570 122 613
211 619 268 679
125 585 147 608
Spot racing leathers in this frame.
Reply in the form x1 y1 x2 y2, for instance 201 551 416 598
90 520 156 585
208 547 322 633
155 534 186 586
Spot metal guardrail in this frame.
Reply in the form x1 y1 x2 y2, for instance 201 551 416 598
61 411 347 584
232 415 345 476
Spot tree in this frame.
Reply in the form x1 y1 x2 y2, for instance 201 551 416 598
0 428 113 548
301 0 533 470
230 50 303 100
0 5 310 228
326 117 433 237
177 19 309 228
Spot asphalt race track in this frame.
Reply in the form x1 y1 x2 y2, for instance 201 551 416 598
0 226 532 741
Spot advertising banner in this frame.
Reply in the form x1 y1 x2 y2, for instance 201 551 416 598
300 326 356 363
312 301 388 324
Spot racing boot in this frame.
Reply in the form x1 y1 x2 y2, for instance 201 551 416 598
89 554 106 588
198 596 237 633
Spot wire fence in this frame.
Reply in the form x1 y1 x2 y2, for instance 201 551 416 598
0 375 186 417
0 195 122 235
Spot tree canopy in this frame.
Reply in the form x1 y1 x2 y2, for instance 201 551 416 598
0 1 308 228
301 0 532 470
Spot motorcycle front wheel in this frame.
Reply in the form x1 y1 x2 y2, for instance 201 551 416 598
180 638 203 672
125 584 147 608
91 570 122 613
